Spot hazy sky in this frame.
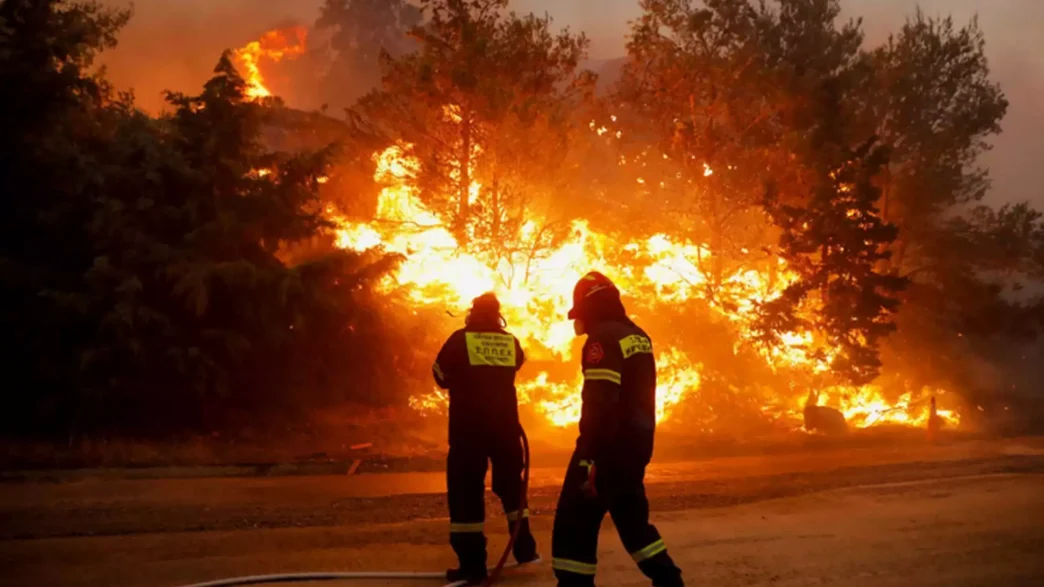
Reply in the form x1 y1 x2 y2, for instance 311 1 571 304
100 0 1043 207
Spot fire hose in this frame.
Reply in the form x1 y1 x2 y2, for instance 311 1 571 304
177 427 532 587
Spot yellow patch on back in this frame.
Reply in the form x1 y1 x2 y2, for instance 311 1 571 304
619 334 652 359
465 332 517 367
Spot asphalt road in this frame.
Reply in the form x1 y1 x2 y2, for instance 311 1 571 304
2 439 1043 587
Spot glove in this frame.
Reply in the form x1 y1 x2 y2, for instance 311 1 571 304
579 460 598 499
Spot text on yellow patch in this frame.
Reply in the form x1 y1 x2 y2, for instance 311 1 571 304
619 334 652 359
465 332 517 367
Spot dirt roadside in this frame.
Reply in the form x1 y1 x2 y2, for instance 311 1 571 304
2 474 1042 587
2 440 1043 586
1 439 1042 540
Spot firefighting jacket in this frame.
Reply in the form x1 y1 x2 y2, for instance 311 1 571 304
433 326 526 446
575 318 656 466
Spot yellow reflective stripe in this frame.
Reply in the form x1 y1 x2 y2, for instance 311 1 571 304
432 361 445 380
630 539 667 562
505 508 530 521
584 368 621 385
449 522 484 533
551 558 597 575
465 332 517 367
620 334 652 358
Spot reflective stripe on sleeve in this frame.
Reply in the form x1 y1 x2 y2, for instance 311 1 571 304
630 538 667 562
551 558 597 575
432 361 445 380
583 368 622 385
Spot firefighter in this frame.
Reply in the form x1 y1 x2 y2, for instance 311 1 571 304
433 292 539 584
551 272 684 587
927 396 941 443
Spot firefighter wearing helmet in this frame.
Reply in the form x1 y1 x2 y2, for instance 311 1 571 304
551 272 684 587
432 292 539 584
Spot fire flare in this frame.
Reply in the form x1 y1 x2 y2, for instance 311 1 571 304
328 144 960 431
231 26 961 432
234 26 307 99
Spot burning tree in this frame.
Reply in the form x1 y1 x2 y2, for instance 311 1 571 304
317 0 974 432
855 11 1031 408
352 0 594 262
758 137 907 386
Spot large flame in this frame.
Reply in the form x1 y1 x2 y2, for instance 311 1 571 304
330 145 706 425
234 26 307 99
328 144 959 431
231 29 960 433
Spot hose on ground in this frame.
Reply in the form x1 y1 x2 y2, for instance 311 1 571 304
179 571 447 587
177 427 534 587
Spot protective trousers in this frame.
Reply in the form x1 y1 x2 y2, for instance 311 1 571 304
551 454 682 587
447 432 537 573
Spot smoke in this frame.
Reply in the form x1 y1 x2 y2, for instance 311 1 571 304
845 0 1044 209
97 0 640 112
508 0 1044 209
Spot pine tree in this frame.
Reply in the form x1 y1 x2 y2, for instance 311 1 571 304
759 136 907 385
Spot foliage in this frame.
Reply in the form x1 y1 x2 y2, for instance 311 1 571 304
857 11 1032 397
758 138 907 385
611 0 1036 395
353 0 594 267
0 2 403 439
865 11 1007 234
609 0 865 276
2 0 1042 442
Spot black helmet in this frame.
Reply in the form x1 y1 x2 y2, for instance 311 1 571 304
466 292 505 327
567 272 620 320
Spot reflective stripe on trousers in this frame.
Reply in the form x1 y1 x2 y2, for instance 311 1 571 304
551 558 597 576
630 538 667 562
449 521 484 533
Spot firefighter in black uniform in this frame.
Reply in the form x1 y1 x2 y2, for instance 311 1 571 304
551 272 683 587
433 292 539 584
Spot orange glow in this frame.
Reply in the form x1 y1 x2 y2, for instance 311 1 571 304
223 29 961 434
233 26 307 99
326 140 959 431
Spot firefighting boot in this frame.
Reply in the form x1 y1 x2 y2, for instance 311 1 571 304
448 532 488 585
639 552 684 587
510 518 539 564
